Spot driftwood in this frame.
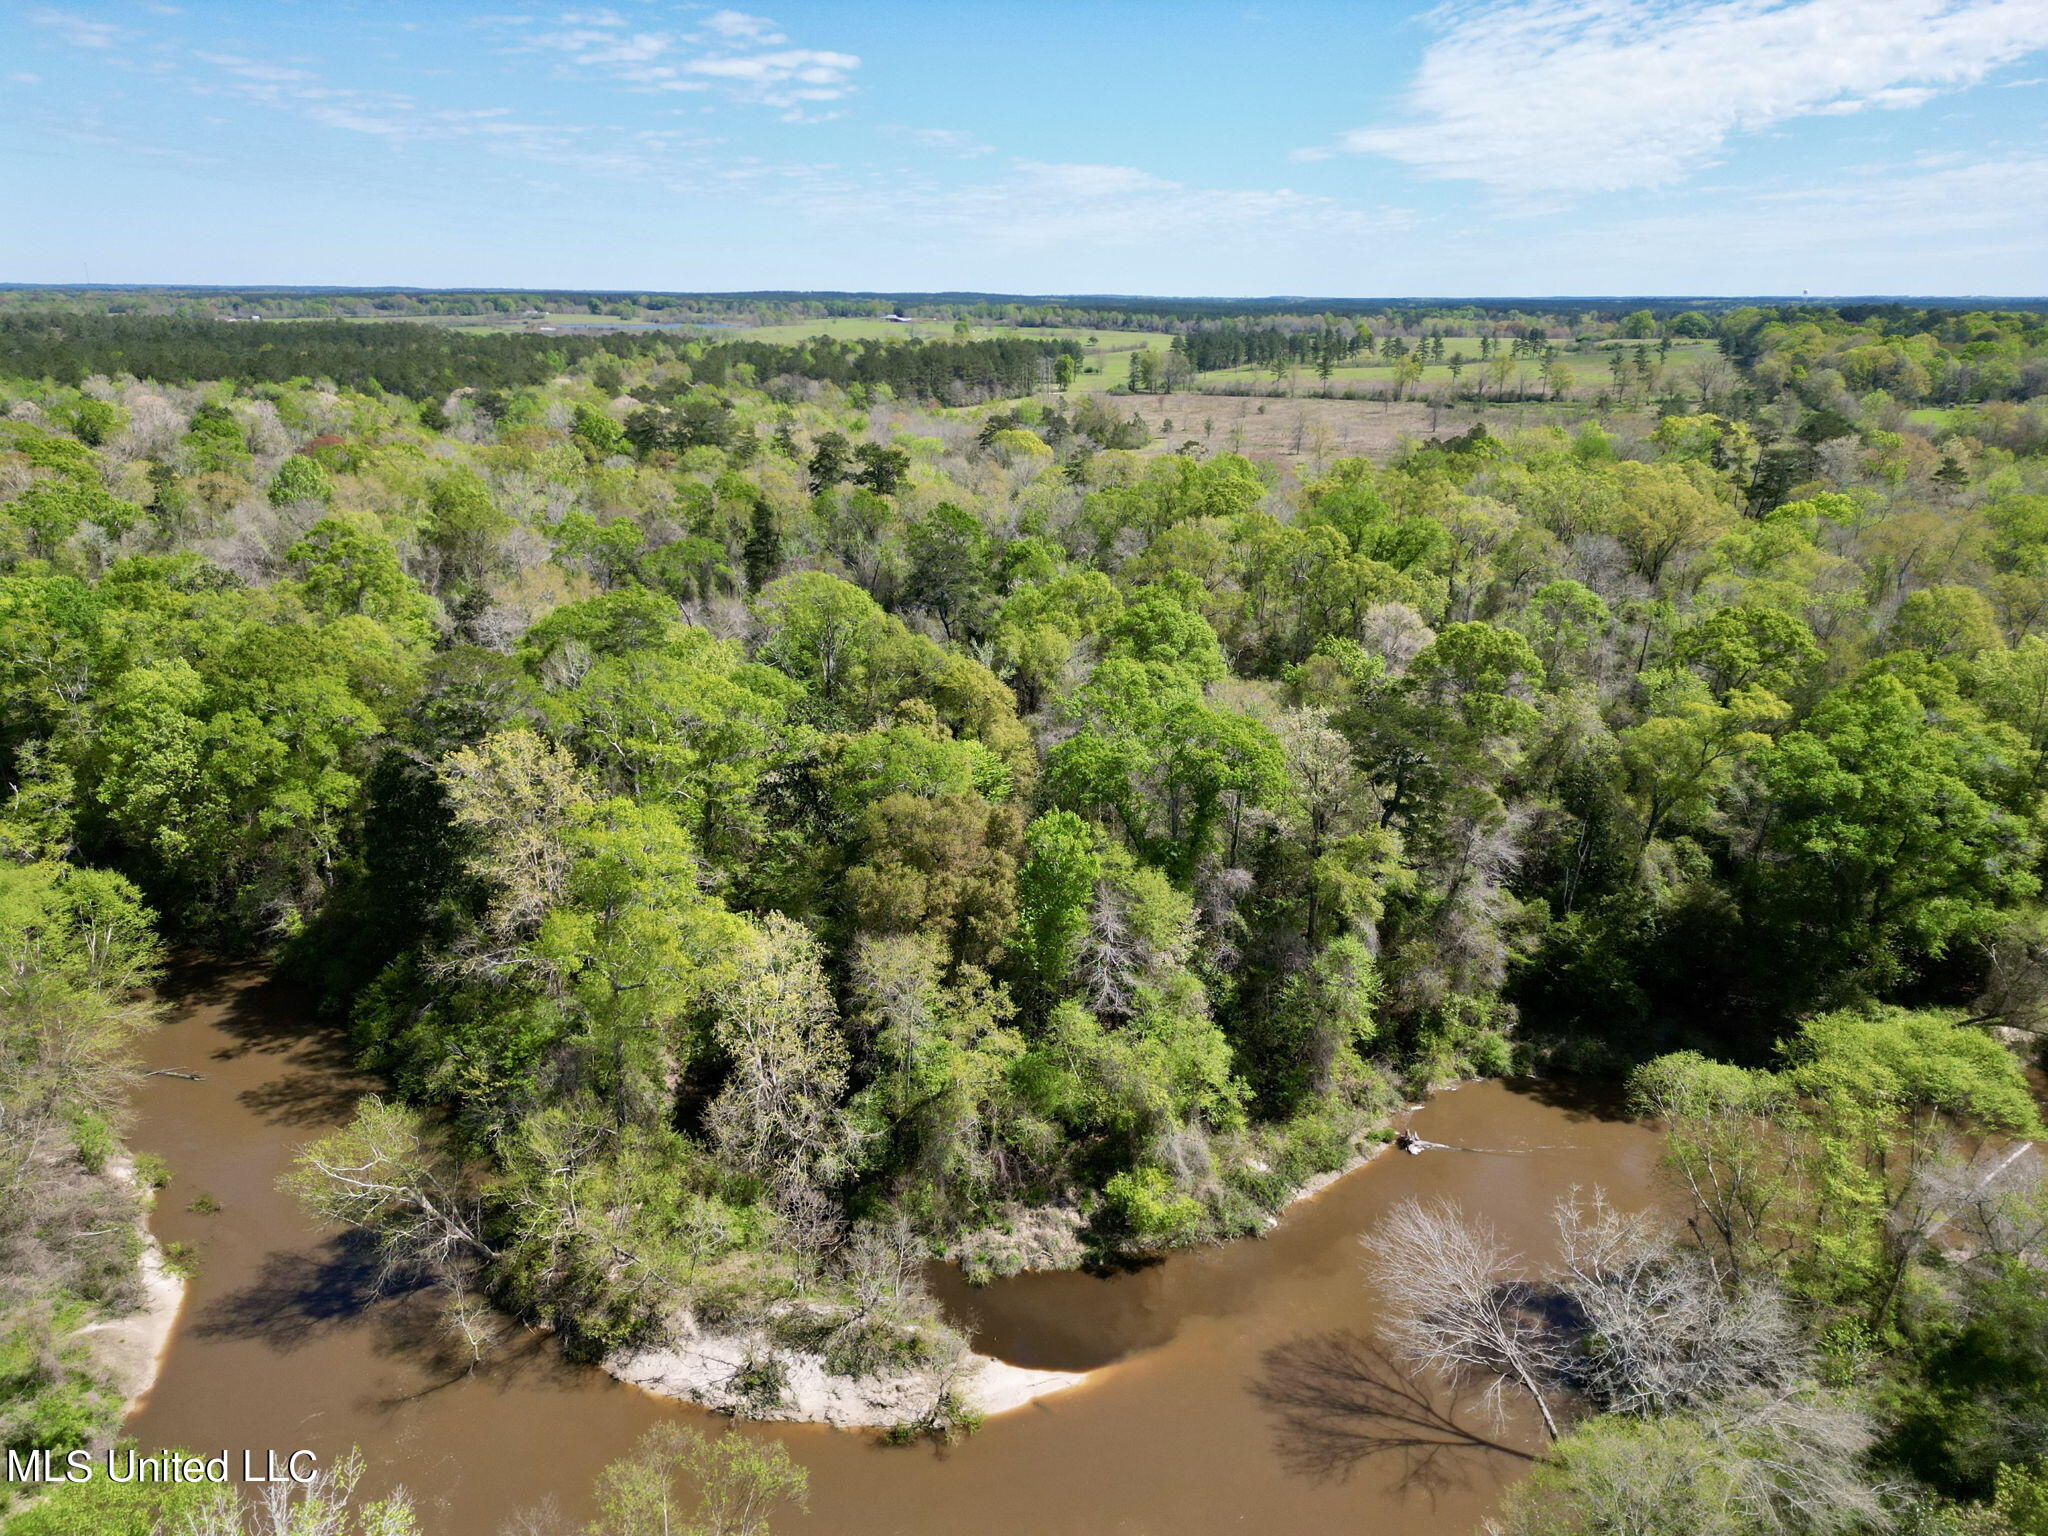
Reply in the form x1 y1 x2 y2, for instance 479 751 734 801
145 1069 205 1081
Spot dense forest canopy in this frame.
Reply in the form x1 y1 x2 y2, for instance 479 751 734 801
0 315 1079 406
3 301 2047 1533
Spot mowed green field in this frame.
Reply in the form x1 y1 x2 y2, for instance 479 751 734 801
338 311 1712 405
1199 338 1720 393
721 317 1173 393
720 317 952 343
313 310 1171 395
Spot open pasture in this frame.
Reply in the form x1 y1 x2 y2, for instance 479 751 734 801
1115 391 1474 473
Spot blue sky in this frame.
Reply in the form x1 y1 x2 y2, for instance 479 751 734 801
3 0 2046 295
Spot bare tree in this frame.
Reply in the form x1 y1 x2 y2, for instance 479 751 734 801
1918 1142 2048 1264
836 1216 928 1319
1076 881 1141 1018
1364 1198 1568 1440
1689 354 1735 409
1971 909 2048 1037
1692 1389 1889 1536
178 1448 418 1536
1552 1190 1799 1418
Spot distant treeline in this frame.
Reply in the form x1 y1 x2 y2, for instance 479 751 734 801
1174 320 1371 372
9 285 2045 334
0 312 1079 404
689 334 1079 400
0 313 623 400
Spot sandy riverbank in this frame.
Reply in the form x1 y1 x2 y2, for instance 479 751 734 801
609 1326 1088 1428
82 1156 188 1416
609 1122 1407 1427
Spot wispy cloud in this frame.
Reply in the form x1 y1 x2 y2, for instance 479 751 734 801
881 125 995 157
1315 0 2048 197
17 3 859 197
525 7 859 118
810 159 1398 252
194 52 316 85
1721 149 2048 252
1461 146 2048 290
27 6 125 49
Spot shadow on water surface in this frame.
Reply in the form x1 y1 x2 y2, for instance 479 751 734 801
161 956 357 1074
192 1229 577 1413
130 976 1669 1536
1501 1074 1635 1126
236 1068 366 1128
192 1229 395 1351
1250 1330 1533 1495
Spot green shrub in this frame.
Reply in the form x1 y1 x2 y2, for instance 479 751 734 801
1098 1166 1206 1248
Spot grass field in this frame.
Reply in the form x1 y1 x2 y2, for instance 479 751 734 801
318 310 1711 412
1105 390 1628 475
718 316 1172 392
719 317 952 344
1118 393 1469 475
1198 339 1719 396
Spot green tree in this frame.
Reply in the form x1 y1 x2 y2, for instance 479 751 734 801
266 453 333 507
807 430 851 494
904 502 989 640
853 441 911 497
425 469 511 588
286 519 436 642
588 1422 807 1536
1014 809 1101 1003
1622 679 1787 849
571 402 628 459
1753 674 2042 988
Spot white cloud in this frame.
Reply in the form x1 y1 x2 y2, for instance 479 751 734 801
1723 149 2048 250
195 52 316 84
539 25 674 78
1320 0 2048 196
303 103 410 136
881 125 994 156
699 10 789 44
684 47 857 85
8 72 44 84
1461 147 2048 289
27 7 125 48
525 8 856 115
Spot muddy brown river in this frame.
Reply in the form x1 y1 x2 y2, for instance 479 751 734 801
125 961 1666 1536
